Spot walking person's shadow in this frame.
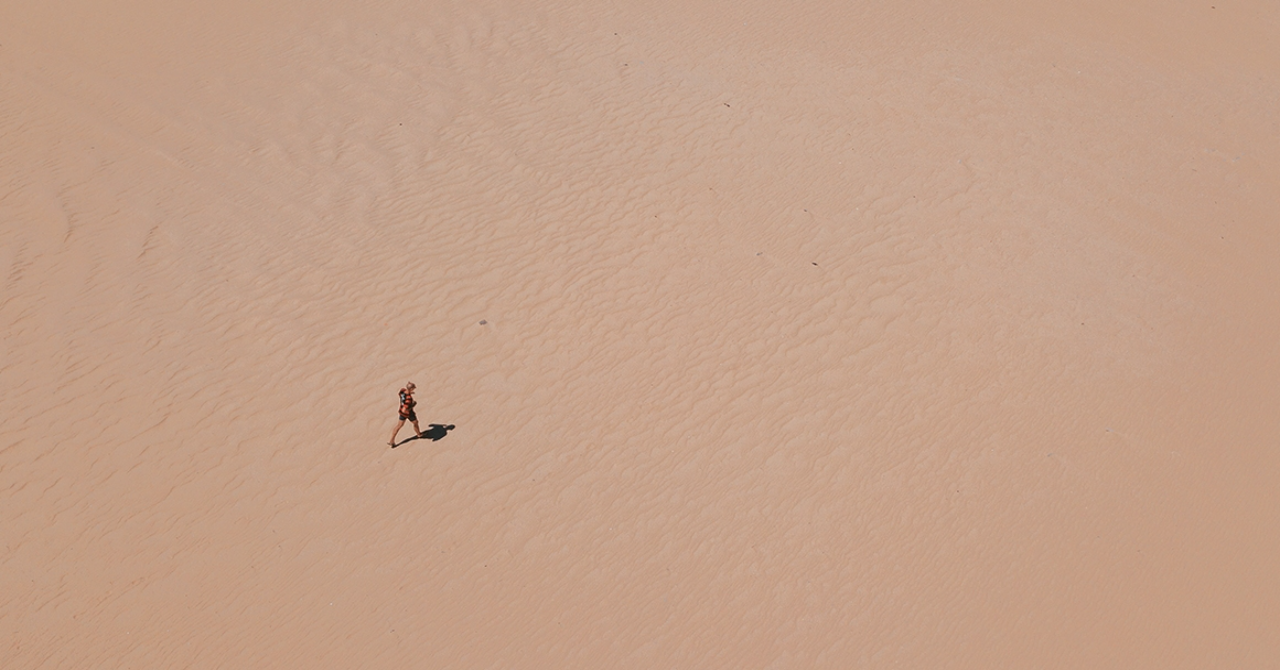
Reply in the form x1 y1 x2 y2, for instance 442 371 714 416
392 424 455 448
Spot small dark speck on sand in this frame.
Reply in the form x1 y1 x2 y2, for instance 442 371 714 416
479 320 487 325
812 262 818 266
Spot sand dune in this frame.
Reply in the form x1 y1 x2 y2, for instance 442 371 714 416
3 1 1278 667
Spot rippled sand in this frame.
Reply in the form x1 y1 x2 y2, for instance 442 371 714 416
3 1 1278 667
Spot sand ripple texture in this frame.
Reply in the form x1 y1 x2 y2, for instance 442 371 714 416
3 0 1279 667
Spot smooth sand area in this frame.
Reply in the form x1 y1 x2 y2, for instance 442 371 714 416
3 1 1278 667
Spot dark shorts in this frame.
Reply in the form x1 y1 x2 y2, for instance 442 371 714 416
399 410 417 422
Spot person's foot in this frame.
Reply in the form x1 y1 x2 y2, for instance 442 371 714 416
416 433 424 439
387 440 396 446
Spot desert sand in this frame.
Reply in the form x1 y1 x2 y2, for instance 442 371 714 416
3 0 1278 667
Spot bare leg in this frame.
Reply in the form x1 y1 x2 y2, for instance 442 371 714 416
412 419 424 438
389 418 406 446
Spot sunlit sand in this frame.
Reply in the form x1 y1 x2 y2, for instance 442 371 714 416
3 1 1278 667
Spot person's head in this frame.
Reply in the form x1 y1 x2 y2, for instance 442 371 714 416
406 382 416 392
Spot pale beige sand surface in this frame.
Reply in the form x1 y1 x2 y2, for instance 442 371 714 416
3 1 1279 667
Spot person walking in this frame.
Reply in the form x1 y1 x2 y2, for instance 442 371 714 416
388 381 424 446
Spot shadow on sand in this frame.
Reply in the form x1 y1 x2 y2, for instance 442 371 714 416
392 424 456 448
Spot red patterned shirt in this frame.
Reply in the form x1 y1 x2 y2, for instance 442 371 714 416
399 388 416 418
